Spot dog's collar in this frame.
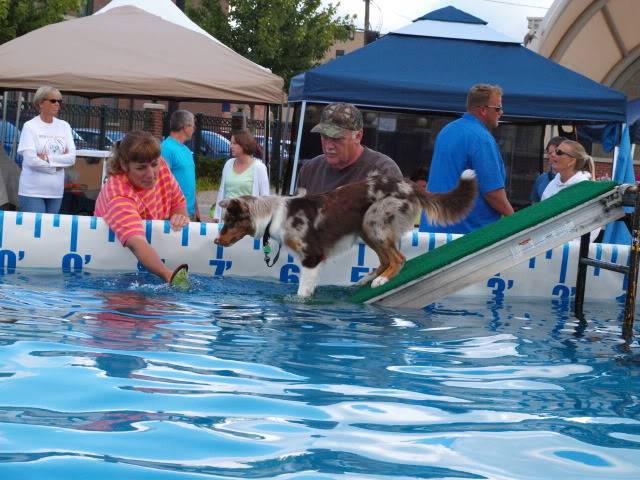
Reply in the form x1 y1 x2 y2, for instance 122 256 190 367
262 220 282 267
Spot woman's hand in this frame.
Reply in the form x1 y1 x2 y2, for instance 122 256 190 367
37 152 49 162
169 213 190 231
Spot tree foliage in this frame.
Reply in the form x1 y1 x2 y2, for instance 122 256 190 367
187 0 355 86
0 0 81 45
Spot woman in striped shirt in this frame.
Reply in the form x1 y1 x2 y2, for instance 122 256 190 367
95 131 189 283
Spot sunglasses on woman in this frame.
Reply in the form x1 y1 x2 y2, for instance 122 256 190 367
555 148 576 158
47 99 62 104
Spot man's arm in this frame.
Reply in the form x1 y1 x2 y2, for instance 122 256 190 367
484 188 514 216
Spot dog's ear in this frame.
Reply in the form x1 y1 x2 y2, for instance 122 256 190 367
219 199 230 210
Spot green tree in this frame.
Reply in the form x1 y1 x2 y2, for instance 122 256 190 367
187 0 355 86
0 0 81 45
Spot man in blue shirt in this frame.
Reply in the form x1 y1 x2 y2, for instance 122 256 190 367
161 110 199 221
422 84 514 233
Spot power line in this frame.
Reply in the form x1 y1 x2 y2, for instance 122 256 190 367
478 0 550 9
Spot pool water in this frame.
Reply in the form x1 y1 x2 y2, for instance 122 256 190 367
0 271 639 479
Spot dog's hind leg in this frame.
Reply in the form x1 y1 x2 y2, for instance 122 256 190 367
372 243 406 288
355 234 390 286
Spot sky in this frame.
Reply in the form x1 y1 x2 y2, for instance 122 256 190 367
322 0 555 43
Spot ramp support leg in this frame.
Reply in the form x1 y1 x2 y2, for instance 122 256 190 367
622 195 640 340
574 232 591 319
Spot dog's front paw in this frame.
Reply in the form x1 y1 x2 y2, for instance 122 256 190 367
371 275 389 288
297 285 315 298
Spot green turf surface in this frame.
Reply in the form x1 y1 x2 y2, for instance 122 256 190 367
350 180 619 303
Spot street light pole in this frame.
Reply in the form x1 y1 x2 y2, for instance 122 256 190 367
364 0 371 44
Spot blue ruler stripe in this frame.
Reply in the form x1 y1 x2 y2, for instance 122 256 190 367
559 243 570 284
200 222 207 235
53 214 60 227
90 216 98 229
34 214 42 238
163 220 170 234
594 243 603 276
0 211 3 248
70 216 78 252
412 229 419 246
15 212 23 225
181 225 189 247
145 221 152 243
428 232 436 251
357 243 366 265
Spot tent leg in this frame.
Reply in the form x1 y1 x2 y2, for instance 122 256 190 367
289 101 306 195
278 103 291 195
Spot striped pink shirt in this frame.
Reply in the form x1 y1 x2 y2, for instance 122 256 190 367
94 159 186 245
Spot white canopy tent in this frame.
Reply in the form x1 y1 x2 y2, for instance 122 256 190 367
0 0 284 103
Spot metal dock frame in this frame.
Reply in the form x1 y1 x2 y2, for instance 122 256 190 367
574 185 640 340
367 186 628 311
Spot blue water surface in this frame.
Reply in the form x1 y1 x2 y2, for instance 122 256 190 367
0 271 639 479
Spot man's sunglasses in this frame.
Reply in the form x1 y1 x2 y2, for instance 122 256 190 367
484 105 503 112
46 99 62 104
555 148 576 158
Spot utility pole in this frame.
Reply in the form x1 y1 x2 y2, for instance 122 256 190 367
364 0 371 44
168 0 187 128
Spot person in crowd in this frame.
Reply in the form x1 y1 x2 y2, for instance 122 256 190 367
161 109 199 221
17 86 76 213
530 136 567 203
425 84 514 233
541 139 599 241
94 131 190 285
296 102 402 195
212 129 270 221
541 139 595 200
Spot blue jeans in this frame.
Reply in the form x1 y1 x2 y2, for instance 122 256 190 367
18 196 62 214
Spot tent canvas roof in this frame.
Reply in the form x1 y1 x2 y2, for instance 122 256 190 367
289 7 626 123
0 4 284 104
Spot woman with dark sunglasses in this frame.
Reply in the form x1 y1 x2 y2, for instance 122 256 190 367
16 85 76 214
541 140 595 201
529 136 567 203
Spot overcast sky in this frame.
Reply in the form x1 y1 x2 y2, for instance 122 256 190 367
323 0 555 42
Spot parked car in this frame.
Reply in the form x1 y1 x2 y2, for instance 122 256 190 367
189 130 231 159
2 120 88 165
0 120 20 157
74 128 124 150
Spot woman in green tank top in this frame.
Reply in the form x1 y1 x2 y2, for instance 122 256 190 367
212 130 270 222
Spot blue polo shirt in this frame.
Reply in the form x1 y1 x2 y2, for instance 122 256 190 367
161 136 196 216
421 113 506 233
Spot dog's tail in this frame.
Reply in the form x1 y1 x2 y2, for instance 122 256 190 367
416 169 478 226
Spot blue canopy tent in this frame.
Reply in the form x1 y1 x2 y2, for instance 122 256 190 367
286 6 628 199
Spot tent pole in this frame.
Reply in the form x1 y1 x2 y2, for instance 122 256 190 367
611 123 627 179
289 101 306 195
264 104 270 170
1 92 7 148
278 103 292 194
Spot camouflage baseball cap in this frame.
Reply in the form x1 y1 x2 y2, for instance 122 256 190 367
311 102 363 138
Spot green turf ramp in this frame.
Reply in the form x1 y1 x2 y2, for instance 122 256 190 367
351 180 619 303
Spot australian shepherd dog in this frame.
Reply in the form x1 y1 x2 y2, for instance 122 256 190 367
215 170 477 297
